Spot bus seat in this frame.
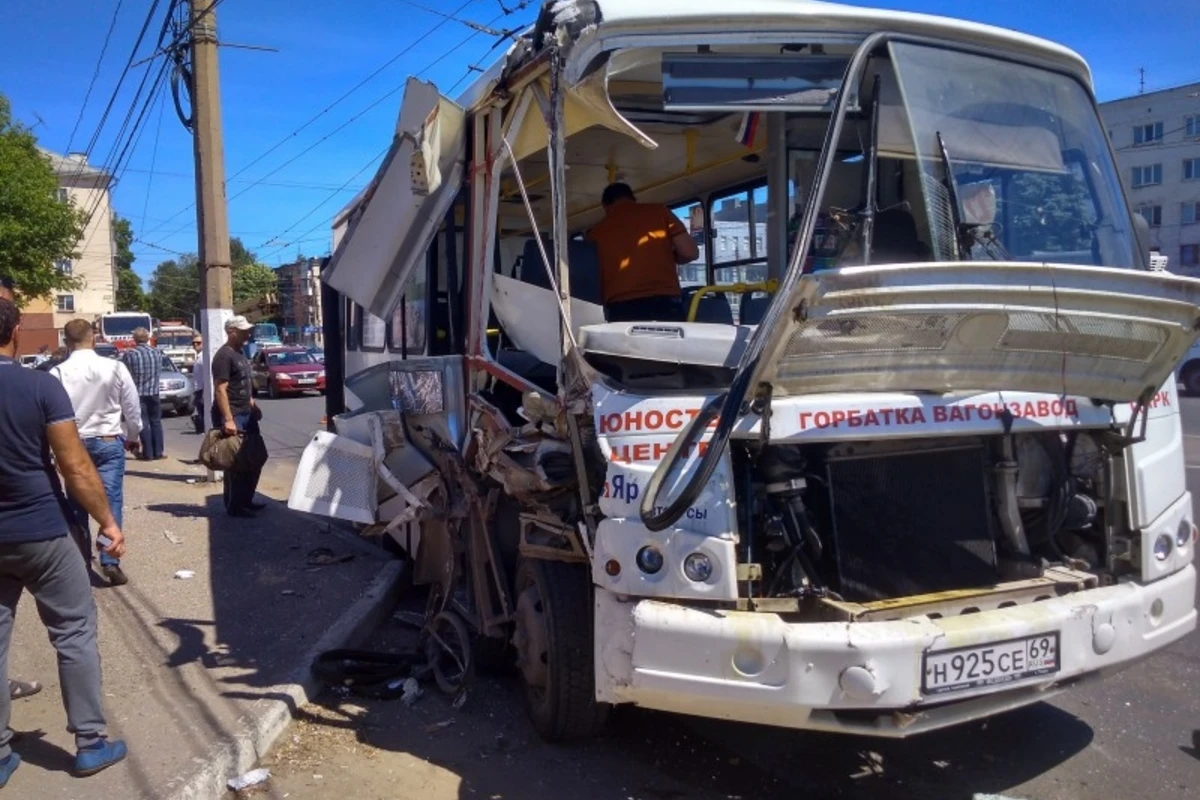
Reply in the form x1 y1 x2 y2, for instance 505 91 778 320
738 291 771 325
519 236 602 305
682 287 734 325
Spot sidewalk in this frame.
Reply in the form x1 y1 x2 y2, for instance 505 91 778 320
6 450 398 799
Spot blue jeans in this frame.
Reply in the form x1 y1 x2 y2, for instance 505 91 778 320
68 438 125 568
140 395 164 459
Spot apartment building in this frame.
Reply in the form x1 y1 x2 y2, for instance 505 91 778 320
274 257 324 346
1099 82 1200 276
18 150 117 354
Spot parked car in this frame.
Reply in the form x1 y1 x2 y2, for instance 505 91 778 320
95 343 119 359
1179 340 1200 395
18 354 39 368
306 347 325 364
251 346 325 399
159 355 195 416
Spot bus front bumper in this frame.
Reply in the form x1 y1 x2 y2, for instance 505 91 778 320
594 564 1196 736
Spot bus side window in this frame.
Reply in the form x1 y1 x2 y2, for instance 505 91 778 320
386 244 432 358
361 309 386 353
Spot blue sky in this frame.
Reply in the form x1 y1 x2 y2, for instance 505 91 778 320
1 0 1197 281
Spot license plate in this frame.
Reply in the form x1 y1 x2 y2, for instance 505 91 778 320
298 379 316 385
922 633 1059 695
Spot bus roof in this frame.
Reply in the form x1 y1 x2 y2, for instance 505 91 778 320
454 0 1091 108
333 0 1093 233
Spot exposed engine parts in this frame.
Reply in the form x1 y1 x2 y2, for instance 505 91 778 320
736 431 1121 605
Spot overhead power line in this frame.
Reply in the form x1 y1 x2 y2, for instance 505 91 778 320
66 0 127 154
136 0 479 242
253 16 524 261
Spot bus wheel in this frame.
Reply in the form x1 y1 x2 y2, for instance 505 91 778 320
1183 364 1200 396
512 558 608 741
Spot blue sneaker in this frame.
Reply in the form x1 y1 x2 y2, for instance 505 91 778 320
74 739 126 777
0 752 20 788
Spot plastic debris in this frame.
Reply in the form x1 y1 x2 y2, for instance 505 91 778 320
400 677 423 707
185 478 198 485
227 768 271 791
281 589 298 596
174 570 196 580
452 690 468 710
425 719 456 732
163 530 182 545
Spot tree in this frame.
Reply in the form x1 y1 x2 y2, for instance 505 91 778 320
112 215 146 311
146 237 278 320
148 255 200 322
0 92 87 303
233 262 279 305
230 236 257 269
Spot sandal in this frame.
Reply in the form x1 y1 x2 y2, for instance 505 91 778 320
9 679 42 700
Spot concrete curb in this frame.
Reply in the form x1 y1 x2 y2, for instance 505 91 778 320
165 558 407 800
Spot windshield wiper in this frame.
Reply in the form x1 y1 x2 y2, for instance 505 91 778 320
935 131 969 261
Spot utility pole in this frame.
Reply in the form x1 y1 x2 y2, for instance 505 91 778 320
1139 67 1145 95
189 0 232 477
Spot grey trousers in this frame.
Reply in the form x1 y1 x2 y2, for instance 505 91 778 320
0 534 107 759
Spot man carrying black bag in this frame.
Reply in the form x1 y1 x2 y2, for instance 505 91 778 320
210 316 268 517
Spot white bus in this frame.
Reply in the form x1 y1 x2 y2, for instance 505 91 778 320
293 0 1200 742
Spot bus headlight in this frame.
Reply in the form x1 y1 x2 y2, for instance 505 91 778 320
683 552 713 582
1176 520 1193 549
1153 533 1173 561
635 546 664 575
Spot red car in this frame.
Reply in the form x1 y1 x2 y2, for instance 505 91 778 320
250 347 326 398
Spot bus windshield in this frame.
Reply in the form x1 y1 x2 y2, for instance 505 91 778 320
253 323 280 340
102 315 151 337
885 42 1137 268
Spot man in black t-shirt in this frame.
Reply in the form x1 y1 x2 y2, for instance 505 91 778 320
0 298 130 782
211 315 266 517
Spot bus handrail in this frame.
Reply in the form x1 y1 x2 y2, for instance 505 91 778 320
686 279 779 322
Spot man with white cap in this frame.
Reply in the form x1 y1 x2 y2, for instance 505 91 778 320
211 315 266 517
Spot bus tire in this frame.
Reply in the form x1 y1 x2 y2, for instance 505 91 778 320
513 558 609 742
1183 363 1200 396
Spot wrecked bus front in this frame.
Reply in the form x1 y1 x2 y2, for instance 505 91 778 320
293 0 1200 743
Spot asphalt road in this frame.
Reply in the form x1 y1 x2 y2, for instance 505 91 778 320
165 390 1200 799
160 391 325 480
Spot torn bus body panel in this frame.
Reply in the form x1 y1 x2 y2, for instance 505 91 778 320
471 392 599 525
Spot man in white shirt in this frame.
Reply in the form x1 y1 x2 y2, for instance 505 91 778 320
51 319 142 587
190 334 206 434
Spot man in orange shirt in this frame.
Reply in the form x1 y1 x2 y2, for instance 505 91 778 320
586 183 700 322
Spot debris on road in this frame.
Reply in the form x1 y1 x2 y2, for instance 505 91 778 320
306 546 354 567
424 718 456 732
163 530 182 544
228 767 271 792
174 569 196 580
400 677 422 706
